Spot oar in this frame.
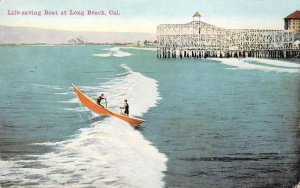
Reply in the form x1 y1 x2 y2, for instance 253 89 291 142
120 107 124 115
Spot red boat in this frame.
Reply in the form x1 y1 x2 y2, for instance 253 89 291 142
72 84 145 126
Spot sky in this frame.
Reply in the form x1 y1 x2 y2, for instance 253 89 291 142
0 0 299 33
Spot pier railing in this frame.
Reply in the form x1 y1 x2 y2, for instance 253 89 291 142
157 21 299 59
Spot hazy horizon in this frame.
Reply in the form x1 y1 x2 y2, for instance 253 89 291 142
0 25 156 44
0 0 298 33
0 24 156 34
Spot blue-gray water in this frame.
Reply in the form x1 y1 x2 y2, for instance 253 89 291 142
0 45 299 187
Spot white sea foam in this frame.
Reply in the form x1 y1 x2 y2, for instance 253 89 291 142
93 46 156 58
245 58 300 68
123 47 157 51
211 58 300 74
93 47 133 58
92 53 112 57
0 120 167 187
54 92 72 95
1 64 167 187
107 71 129 77
111 47 133 57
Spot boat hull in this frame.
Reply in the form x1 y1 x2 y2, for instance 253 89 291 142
72 84 145 126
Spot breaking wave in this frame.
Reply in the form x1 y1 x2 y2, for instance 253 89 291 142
93 47 133 58
0 64 167 187
211 58 300 74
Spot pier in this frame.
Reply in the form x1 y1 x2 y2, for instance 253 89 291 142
157 12 300 59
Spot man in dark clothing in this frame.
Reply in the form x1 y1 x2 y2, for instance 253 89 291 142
97 93 107 108
120 99 129 116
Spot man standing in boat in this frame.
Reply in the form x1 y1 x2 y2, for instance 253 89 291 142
120 99 129 116
97 93 107 108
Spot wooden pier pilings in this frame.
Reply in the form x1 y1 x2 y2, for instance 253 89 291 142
157 48 300 59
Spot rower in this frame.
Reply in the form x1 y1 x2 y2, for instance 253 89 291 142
97 93 107 108
120 99 129 116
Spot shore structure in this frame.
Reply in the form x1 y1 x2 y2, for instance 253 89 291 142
157 12 300 59
284 10 300 34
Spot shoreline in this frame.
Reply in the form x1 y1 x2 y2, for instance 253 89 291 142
0 43 158 47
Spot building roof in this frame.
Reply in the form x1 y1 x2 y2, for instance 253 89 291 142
193 11 201 17
285 10 300 19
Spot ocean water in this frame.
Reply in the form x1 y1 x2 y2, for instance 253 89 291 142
0 45 299 187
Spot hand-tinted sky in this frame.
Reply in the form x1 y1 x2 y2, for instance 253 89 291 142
0 0 299 33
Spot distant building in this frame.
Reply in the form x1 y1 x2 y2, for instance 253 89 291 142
294 40 300 48
284 10 300 34
143 40 153 45
137 41 144 46
68 36 85 45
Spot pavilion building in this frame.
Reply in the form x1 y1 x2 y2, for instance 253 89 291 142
284 10 300 34
157 12 299 59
